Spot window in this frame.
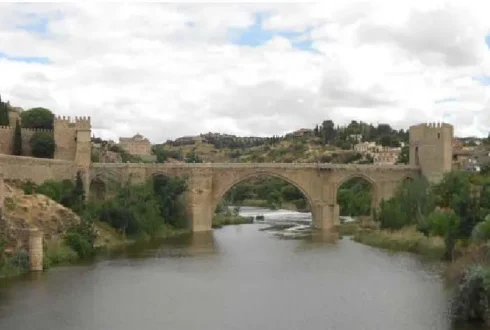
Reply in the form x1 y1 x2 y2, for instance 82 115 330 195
437 132 440 139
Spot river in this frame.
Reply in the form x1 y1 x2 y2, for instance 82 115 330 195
0 207 481 330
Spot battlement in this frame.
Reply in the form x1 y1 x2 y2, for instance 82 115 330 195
0 125 12 131
412 122 452 129
54 115 91 130
21 127 53 133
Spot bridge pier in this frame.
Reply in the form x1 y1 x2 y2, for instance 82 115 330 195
312 202 339 231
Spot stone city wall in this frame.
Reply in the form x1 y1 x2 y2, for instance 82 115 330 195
0 154 76 184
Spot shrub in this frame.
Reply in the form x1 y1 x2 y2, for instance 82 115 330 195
472 215 490 243
452 264 490 324
22 180 37 195
64 213 97 258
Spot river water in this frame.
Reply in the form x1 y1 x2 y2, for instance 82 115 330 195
0 207 480 330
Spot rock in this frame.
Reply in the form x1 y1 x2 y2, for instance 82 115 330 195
1 184 81 247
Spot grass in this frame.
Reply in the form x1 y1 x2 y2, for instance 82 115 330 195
0 251 30 279
212 213 254 229
43 239 79 269
352 226 446 259
338 221 361 235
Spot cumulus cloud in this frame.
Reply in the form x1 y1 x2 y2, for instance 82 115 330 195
0 1 488 142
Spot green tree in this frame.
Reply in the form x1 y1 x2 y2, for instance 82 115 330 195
396 145 409 164
12 119 22 155
0 95 10 126
30 132 55 158
20 107 54 129
321 120 336 144
71 171 85 213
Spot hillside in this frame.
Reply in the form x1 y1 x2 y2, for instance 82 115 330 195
0 182 122 253
157 136 371 164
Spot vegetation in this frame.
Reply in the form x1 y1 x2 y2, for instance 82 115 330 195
212 206 253 228
8 171 190 274
96 175 188 237
223 176 308 211
0 95 10 126
30 131 55 158
12 119 22 155
337 178 372 216
20 107 54 130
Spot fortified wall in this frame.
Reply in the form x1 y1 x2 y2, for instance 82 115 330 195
0 110 91 172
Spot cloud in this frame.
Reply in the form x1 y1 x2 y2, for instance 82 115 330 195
0 1 488 143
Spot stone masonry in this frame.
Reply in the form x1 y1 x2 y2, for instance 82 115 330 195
0 121 453 233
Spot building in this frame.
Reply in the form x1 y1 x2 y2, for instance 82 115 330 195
119 133 152 156
292 128 313 137
354 141 376 153
373 150 400 165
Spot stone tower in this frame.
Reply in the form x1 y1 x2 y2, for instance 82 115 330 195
409 122 453 183
53 116 91 168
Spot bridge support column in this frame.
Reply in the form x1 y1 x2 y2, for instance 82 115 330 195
312 202 339 231
186 169 214 232
28 229 43 272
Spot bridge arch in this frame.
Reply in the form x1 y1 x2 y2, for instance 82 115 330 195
335 173 379 221
211 170 317 225
89 176 107 202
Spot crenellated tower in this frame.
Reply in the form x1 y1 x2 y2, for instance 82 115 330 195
409 122 453 183
53 116 91 168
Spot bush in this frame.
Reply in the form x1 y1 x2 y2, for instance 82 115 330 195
452 264 490 324
64 213 97 258
426 209 460 237
30 132 55 158
22 180 37 195
472 216 490 243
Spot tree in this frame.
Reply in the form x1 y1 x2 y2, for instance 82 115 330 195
20 107 54 129
12 119 22 155
0 95 10 126
71 171 85 213
30 132 55 158
396 145 409 164
321 120 336 144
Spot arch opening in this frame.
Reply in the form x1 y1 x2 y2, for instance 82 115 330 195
89 178 107 203
213 173 315 229
151 173 188 229
336 175 376 224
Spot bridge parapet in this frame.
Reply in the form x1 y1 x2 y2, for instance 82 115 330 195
91 162 420 171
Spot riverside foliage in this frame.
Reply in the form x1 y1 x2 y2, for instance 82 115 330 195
22 173 188 260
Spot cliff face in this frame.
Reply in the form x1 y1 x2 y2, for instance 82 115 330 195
1 184 80 250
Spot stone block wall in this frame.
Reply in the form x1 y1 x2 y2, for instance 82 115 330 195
0 154 76 183
0 126 13 154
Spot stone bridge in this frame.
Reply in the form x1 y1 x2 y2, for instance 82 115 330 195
0 121 454 233
89 163 420 231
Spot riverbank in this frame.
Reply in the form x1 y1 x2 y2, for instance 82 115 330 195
212 213 253 228
352 226 446 259
0 223 190 279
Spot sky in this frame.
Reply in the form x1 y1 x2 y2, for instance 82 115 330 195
0 1 489 142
